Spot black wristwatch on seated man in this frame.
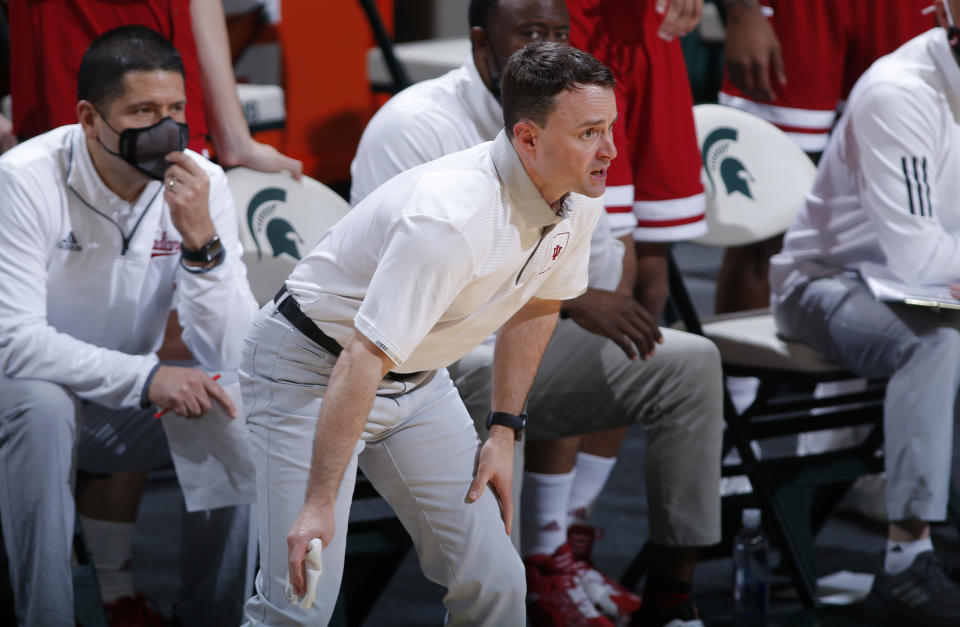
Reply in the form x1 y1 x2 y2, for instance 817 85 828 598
181 235 224 270
486 411 527 441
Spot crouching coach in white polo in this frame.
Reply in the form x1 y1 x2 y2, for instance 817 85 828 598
240 41 616 626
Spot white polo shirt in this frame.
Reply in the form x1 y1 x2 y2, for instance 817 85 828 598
286 131 600 373
350 58 624 293
771 29 960 299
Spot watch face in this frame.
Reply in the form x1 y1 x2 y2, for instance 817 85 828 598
205 237 223 262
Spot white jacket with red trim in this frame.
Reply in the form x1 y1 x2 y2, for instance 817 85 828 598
0 124 257 409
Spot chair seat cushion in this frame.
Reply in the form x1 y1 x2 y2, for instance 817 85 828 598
699 310 846 373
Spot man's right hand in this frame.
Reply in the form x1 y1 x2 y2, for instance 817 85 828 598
724 0 786 101
147 365 237 418
563 289 663 360
656 0 704 41
287 499 335 597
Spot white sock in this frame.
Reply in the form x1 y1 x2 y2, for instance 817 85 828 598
521 470 575 558
567 452 616 526
885 537 933 574
79 515 135 602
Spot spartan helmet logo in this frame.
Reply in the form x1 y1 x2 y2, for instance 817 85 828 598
702 127 755 199
246 188 306 262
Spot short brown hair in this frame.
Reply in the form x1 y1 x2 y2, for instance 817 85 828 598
501 41 615 136
78 25 184 109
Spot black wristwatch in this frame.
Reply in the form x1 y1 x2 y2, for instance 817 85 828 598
486 411 526 441
181 235 224 264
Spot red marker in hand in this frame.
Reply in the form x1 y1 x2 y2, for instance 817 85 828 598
154 373 221 419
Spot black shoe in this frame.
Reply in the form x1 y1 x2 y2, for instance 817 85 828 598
864 551 960 626
630 600 704 627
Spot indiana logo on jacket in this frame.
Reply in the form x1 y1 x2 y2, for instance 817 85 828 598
152 231 181 258
701 127 755 200
246 188 306 261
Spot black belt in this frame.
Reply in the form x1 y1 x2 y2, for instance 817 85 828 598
274 285 423 382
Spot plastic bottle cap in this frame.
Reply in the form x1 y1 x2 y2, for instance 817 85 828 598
742 507 761 528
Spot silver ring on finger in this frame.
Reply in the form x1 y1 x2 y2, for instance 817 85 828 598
167 177 177 191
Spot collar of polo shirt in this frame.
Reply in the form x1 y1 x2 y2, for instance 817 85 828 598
491 130 569 228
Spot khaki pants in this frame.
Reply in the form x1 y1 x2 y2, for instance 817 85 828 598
240 302 525 626
450 319 723 547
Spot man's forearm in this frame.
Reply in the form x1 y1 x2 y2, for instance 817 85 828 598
303 332 392 506
492 298 561 414
189 0 254 159
634 242 670 321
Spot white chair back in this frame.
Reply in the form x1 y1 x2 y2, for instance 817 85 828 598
227 167 350 305
693 104 816 247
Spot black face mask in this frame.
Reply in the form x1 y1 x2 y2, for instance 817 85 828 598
96 112 189 180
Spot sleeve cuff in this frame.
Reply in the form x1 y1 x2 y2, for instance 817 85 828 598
140 362 162 409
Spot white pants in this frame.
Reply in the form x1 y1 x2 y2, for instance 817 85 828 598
240 302 525 626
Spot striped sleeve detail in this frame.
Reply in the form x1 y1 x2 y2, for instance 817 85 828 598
631 193 707 242
901 156 933 218
719 92 836 153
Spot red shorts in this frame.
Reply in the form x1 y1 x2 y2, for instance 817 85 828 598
568 0 706 242
8 0 208 152
719 0 934 153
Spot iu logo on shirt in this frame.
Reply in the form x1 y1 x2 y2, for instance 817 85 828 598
246 188 306 262
540 232 570 275
701 127 755 200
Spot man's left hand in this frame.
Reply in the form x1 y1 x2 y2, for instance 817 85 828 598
656 0 704 40
467 426 515 535
164 152 216 251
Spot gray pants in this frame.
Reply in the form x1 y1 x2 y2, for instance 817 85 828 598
774 274 960 521
0 374 248 626
241 303 525 626
450 318 724 547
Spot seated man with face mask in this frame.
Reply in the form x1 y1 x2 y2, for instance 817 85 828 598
0 25 258 626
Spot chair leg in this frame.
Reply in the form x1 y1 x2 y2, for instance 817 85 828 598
619 541 651 591
761 481 819 608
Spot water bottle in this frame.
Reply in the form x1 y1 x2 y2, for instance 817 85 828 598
732 507 770 625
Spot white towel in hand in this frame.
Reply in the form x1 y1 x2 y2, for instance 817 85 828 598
284 538 324 609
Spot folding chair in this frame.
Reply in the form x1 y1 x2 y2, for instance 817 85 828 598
625 104 890 608
227 167 351 305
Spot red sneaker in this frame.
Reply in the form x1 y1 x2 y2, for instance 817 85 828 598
569 524 644 620
525 544 615 627
103 594 166 627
